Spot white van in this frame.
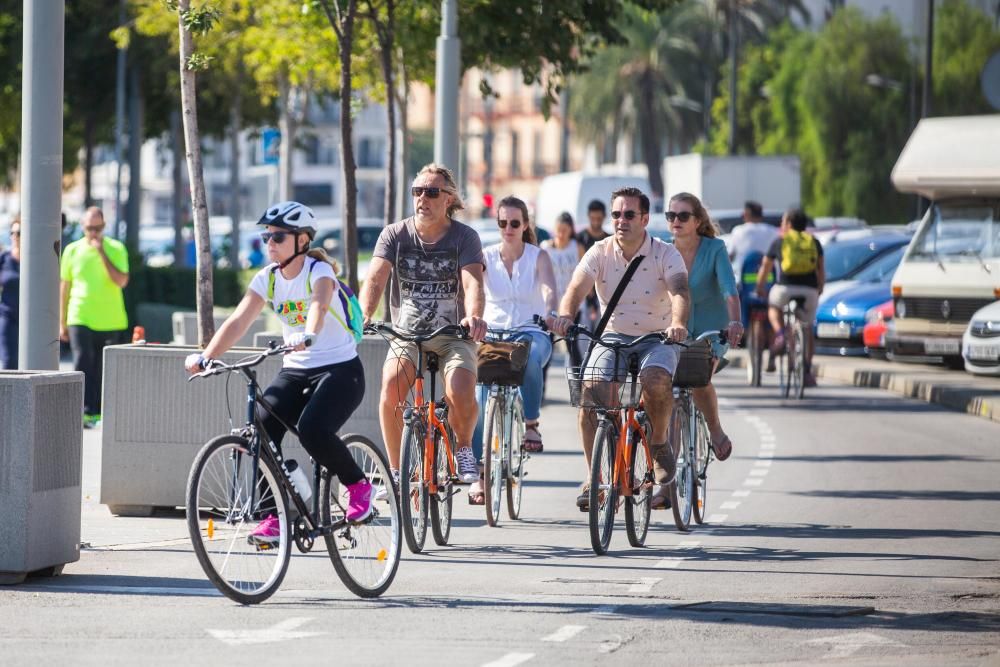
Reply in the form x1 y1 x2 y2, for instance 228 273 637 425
886 115 1000 368
534 172 652 234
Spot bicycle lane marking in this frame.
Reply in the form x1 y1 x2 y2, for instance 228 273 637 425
541 625 587 642
481 653 535 667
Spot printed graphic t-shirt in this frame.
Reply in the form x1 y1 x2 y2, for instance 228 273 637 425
248 260 357 369
373 217 485 334
59 237 129 331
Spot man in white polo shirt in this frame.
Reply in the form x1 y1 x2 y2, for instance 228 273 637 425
552 186 690 509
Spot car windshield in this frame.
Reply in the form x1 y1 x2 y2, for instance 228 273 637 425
852 245 905 283
911 203 999 260
823 241 893 282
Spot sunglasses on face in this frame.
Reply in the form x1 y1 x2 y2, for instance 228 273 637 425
610 210 639 221
10 230 19 237
497 219 522 229
260 231 291 244
411 186 444 199
665 211 695 223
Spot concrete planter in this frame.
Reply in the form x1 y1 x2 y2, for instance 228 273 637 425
100 338 389 516
171 312 269 347
0 371 84 584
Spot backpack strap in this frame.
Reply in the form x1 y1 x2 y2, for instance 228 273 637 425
268 259 357 339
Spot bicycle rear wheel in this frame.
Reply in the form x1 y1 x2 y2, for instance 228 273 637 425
779 320 792 399
186 435 291 605
400 421 428 554
669 399 695 531
747 318 764 387
589 421 618 555
429 426 454 546
483 396 504 527
506 393 526 520
791 319 806 399
321 434 402 598
624 415 652 547
692 411 712 525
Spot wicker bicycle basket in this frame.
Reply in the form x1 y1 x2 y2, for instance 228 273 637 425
672 339 715 389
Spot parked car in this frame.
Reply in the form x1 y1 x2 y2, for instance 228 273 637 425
863 299 894 358
962 300 1000 375
821 233 910 283
814 245 906 356
710 209 783 235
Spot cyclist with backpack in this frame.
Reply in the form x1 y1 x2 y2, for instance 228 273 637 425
183 201 372 544
755 207 825 387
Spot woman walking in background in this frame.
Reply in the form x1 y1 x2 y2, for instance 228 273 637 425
0 216 20 369
541 212 585 368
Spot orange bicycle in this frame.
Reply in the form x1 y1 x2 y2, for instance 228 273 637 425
367 322 469 553
565 328 680 555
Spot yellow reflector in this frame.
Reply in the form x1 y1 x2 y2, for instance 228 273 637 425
697 500 703 509
492 436 499 453
377 549 387 562
206 518 214 539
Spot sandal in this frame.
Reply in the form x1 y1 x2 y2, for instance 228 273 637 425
523 422 543 453
650 484 671 510
576 483 590 511
468 478 485 506
711 434 733 461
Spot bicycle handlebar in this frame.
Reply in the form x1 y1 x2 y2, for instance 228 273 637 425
364 321 469 343
187 339 309 381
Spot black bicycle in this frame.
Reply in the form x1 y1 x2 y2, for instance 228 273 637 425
185 344 401 604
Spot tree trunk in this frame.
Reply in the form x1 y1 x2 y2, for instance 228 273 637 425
228 85 242 269
637 73 663 200
394 60 410 221
338 1 360 293
170 109 184 267
83 115 94 207
277 74 295 202
177 0 215 346
378 1 397 233
126 62 144 254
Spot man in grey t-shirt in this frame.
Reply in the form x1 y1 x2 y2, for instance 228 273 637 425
361 164 487 485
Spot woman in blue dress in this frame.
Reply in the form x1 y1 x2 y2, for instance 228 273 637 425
667 192 743 462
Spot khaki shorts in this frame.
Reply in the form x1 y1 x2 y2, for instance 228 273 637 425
768 284 819 323
386 335 478 379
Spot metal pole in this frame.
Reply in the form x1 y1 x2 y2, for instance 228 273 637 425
113 0 127 239
18 0 65 371
433 0 460 173
922 0 934 118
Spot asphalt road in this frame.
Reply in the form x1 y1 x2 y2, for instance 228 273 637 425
2 365 999 665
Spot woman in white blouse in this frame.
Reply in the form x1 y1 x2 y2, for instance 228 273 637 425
470 196 558 504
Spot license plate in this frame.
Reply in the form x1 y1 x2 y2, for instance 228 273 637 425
925 339 960 355
817 322 851 339
967 344 1000 361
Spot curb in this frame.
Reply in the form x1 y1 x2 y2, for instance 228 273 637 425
726 351 1000 425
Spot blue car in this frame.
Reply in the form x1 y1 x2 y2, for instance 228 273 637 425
822 232 911 282
815 245 907 356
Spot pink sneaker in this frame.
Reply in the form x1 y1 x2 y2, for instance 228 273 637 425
247 514 280 546
345 479 373 523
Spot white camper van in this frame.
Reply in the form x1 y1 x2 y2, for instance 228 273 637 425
534 172 652 234
886 115 1000 368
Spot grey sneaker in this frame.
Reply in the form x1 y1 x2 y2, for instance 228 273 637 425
455 447 479 484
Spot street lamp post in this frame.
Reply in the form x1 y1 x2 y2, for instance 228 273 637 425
434 0 460 173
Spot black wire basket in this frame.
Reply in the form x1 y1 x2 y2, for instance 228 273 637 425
672 339 715 389
566 365 643 410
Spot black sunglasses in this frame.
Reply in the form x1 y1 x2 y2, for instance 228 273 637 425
665 211 695 223
610 210 639 221
261 231 292 244
497 219 522 229
411 186 443 199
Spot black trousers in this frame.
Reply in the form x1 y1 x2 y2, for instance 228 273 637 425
258 356 366 486
69 326 125 415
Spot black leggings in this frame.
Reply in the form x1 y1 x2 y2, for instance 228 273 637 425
258 356 366 486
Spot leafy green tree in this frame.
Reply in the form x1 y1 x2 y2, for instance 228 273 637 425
932 0 1000 117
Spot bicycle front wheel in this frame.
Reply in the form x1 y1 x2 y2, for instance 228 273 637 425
589 421 618 555
321 434 402 598
429 426 454 546
693 411 712 525
669 400 695 531
506 393 526 520
483 396 504 527
624 415 652 547
779 322 791 399
186 435 291 605
400 421 429 554
791 319 806 399
747 318 764 388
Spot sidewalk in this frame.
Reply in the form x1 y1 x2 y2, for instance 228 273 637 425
729 350 1000 424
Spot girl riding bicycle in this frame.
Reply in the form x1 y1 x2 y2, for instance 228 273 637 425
184 201 372 543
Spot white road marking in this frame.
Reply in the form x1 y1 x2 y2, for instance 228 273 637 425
678 540 701 547
732 490 752 497
749 468 769 477
804 632 906 659
707 513 728 523
754 460 773 468
482 653 535 667
760 442 776 449
207 618 324 646
655 558 683 569
720 501 741 510
758 451 774 459
744 478 763 486
541 625 586 642
628 577 661 593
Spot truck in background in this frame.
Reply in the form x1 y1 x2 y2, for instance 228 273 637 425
533 172 653 234
886 114 1000 368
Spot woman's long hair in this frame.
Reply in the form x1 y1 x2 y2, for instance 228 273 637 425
496 195 537 245
669 191 718 238
305 244 341 275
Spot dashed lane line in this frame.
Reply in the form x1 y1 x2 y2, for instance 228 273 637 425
720 501 741 510
749 468 769 477
732 490 752 498
628 577 662 593
707 513 728 523
754 460 773 467
482 653 535 667
541 625 587 643
744 478 764 487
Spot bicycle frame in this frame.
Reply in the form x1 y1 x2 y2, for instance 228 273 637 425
404 343 457 497
595 354 654 500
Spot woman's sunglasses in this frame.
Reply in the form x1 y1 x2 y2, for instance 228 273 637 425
610 210 639 221
260 231 292 244
665 211 695 223
411 186 444 199
498 219 522 229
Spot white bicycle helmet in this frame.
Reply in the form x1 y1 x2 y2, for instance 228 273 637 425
257 201 317 238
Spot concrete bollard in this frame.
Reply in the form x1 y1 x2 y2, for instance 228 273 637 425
0 371 84 584
171 312 269 347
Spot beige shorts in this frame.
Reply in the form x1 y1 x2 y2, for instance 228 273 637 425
386 335 478 379
768 284 819 322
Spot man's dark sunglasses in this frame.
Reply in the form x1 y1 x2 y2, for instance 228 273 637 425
665 211 694 223
610 210 639 221
497 219 522 229
261 231 291 244
411 186 443 199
